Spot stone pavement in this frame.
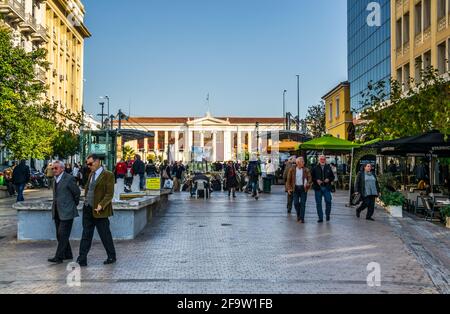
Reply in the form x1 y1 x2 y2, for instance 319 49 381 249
0 186 448 294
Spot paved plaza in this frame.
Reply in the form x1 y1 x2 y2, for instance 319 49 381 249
0 187 449 294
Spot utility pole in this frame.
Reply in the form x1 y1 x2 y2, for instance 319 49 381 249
283 90 287 129
256 122 260 154
98 102 106 129
296 75 300 131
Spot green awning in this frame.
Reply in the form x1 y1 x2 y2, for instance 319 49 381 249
300 135 361 151
362 138 382 146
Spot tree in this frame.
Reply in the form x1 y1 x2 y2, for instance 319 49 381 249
306 101 326 138
358 65 450 141
0 27 83 160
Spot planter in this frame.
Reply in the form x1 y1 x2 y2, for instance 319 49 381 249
446 217 450 229
387 205 403 218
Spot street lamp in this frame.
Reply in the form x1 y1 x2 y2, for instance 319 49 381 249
98 102 106 129
283 90 287 129
100 96 110 123
296 75 300 131
256 122 260 154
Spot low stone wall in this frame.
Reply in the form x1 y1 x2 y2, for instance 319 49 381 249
13 191 170 241
0 186 9 199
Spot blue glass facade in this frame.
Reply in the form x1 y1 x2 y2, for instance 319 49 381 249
348 0 391 112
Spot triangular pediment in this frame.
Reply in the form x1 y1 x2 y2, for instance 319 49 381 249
186 115 230 126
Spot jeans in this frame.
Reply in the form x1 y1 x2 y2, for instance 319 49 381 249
315 186 333 220
357 196 376 219
250 177 259 196
15 184 25 202
293 186 308 220
139 174 146 190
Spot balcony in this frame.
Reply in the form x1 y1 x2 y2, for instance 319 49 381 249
0 0 25 24
19 13 37 33
31 24 48 43
35 66 47 84
438 16 448 32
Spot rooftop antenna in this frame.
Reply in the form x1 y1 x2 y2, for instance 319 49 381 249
206 93 211 116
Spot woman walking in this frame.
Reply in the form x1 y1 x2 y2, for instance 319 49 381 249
224 161 238 198
354 163 380 221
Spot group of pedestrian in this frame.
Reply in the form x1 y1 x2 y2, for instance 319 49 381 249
48 154 116 267
284 155 380 224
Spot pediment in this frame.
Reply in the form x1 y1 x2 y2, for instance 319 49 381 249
186 116 230 126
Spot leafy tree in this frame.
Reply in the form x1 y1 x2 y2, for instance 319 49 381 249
358 65 450 141
0 27 83 160
306 101 326 138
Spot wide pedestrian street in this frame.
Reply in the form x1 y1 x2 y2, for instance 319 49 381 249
0 187 448 294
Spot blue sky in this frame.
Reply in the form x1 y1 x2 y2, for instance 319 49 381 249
83 0 347 118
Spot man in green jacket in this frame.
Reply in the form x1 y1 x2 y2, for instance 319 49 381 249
77 154 116 267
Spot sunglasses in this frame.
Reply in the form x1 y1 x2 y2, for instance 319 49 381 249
86 162 94 167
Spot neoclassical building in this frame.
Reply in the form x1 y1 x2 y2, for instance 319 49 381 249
119 113 286 162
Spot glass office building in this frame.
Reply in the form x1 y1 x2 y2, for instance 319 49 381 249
348 0 391 112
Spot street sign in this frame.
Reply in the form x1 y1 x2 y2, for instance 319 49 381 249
146 177 161 190
90 144 107 155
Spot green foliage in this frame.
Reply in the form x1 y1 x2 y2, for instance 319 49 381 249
306 101 326 138
52 131 80 159
0 27 83 160
440 205 450 220
380 191 405 207
358 66 450 141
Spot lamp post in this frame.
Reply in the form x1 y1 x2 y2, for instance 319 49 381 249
296 75 300 131
256 122 260 154
283 90 287 129
98 102 106 129
100 96 110 123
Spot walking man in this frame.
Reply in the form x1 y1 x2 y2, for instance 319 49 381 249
132 154 146 191
12 160 30 202
283 157 296 214
48 161 81 264
311 155 335 223
77 154 116 267
286 157 312 223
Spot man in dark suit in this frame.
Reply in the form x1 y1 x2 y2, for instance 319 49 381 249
48 161 81 264
77 154 116 267
311 155 335 223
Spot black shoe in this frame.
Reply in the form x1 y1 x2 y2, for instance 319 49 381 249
356 210 361 218
366 218 375 221
104 258 117 265
317 219 324 223
48 257 63 264
287 210 292 215
326 216 331 222
233 194 236 198
76 258 87 267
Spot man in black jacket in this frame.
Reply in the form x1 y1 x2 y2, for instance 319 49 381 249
12 160 30 202
132 154 146 191
311 155 335 223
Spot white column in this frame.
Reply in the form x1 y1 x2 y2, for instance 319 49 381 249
154 131 159 153
212 131 217 162
188 130 193 162
144 138 149 160
237 131 242 161
224 131 232 161
164 131 169 160
174 131 179 162
200 131 205 148
247 131 253 155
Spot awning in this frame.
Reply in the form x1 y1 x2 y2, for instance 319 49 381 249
300 135 361 151
117 129 155 142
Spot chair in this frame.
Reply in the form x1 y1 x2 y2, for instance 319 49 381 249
421 196 436 222
195 180 209 200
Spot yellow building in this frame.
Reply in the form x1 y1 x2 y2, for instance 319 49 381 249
322 81 353 140
0 0 90 115
392 0 450 87
45 0 90 114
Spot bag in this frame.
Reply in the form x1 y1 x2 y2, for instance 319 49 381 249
164 179 173 189
351 193 362 206
331 184 336 193
126 168 133 178
162 167 169 179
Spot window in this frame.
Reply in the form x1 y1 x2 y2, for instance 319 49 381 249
438 0 447 19
336 98 340 119
424 50 432 71
397 67 403 86
404 63 411 90
415 2 423 35
329 103 333 122
415 56 423 84
438 42 447 74
396 18 402 48
424 0 431 29
403 13 410 44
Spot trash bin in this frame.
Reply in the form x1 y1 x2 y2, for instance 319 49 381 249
263 177 272 193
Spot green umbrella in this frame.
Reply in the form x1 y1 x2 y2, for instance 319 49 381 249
300 135 361 151
362 138 382 146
